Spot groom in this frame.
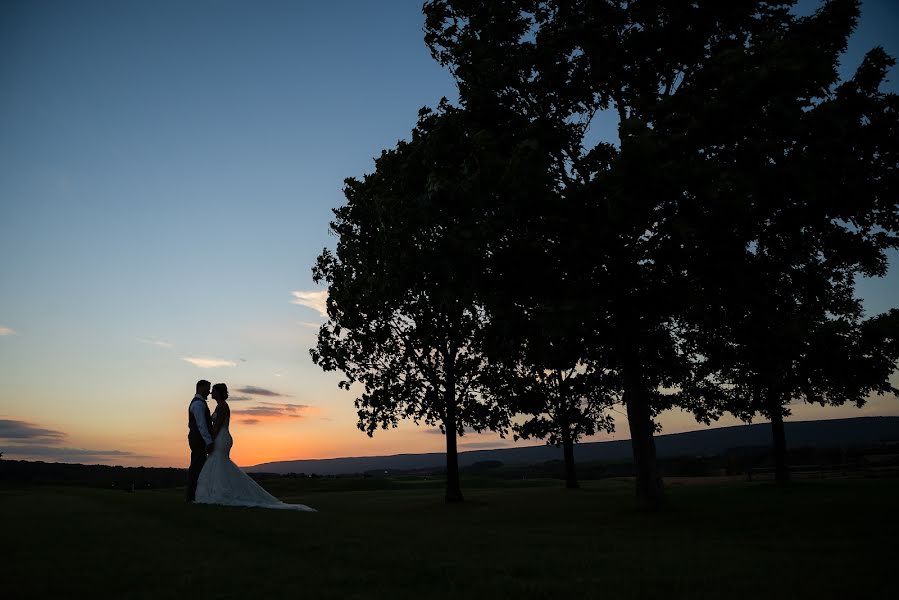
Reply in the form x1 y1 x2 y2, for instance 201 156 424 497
186 379 215 502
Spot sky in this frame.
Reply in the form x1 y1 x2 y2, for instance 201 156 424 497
1 0 897 468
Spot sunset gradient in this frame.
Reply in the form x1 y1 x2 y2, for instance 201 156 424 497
1 0 897 468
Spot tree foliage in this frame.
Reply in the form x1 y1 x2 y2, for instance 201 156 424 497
670 1 899 483
311 0 899 508
422 0 899 503
311 102 514 502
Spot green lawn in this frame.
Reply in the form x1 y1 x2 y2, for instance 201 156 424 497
3 477 896 599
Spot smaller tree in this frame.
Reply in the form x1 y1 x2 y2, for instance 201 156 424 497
508 366 614 489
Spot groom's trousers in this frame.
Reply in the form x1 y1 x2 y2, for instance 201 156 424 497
186 434 207 501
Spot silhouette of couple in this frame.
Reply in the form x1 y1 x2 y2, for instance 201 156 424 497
186 379 314 511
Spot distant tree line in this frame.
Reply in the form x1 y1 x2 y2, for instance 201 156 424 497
310 0 899 510
0 459 187 489
0 460 292 489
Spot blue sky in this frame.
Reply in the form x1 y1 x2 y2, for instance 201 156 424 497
0 0 897 467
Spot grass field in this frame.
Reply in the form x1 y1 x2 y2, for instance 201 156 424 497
3 476 896 599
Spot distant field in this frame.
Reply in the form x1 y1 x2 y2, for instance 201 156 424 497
3 477 896 599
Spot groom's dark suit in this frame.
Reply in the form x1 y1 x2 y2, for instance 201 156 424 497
187 396 214 501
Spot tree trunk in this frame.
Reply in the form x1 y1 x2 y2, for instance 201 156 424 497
624 368 664 511
768 396 790 485
444 357 464 503
561 429 579 489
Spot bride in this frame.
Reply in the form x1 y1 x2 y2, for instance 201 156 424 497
195 383 315 512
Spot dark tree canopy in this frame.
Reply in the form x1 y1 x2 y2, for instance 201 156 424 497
667 2 899 482
422 0 803 510
422 0 899 504
311 0 898 509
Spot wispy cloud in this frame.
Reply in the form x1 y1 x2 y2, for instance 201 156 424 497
228 395 253 402
0 419 146 463
0 326 17 336
298 321 321 330
422 427 513 450
0 419 65 443
459 441 515 450
239 418 261 425
236 402 311 419
235 385 287 397
136 337 173 349
290 290 327 317
181 357 237 369
424 427 478 436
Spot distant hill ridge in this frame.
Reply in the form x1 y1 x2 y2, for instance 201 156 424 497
245 416 899 475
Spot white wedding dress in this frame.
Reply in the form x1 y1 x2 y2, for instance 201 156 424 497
195 413 315 512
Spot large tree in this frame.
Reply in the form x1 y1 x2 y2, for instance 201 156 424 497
423 0 816 510
665 0 899 483
424 0 899 504
311 103 515 503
